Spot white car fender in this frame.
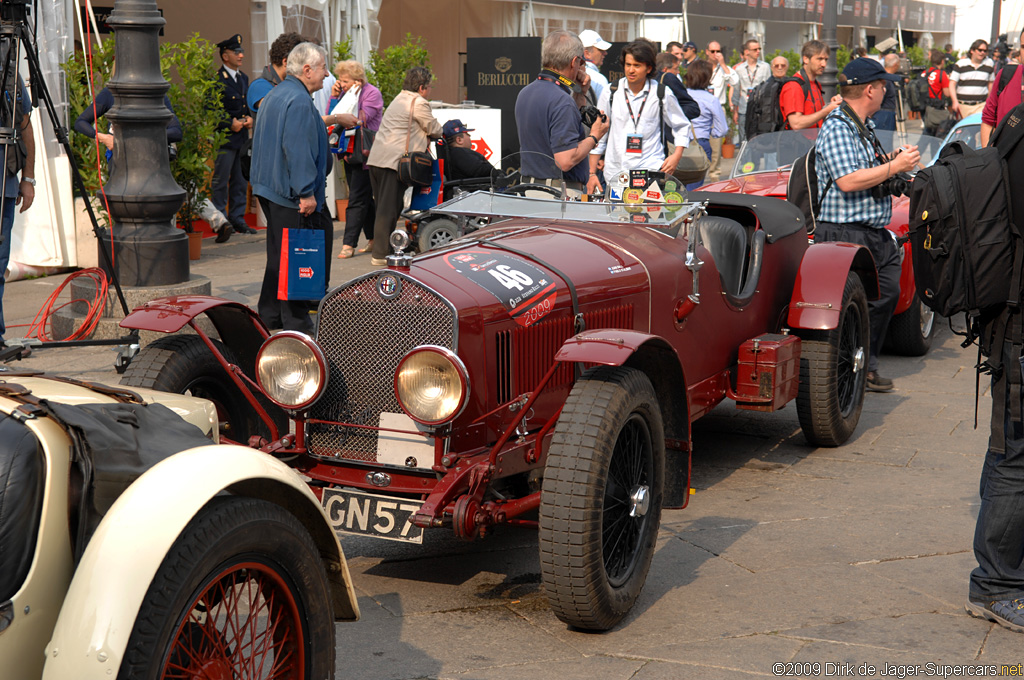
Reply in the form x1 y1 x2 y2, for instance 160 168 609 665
41 444 359 680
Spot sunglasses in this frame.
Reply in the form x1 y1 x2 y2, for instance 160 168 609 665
708 49 721 53
976 48 988 53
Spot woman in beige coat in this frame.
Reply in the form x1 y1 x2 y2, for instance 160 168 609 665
365 67 443 263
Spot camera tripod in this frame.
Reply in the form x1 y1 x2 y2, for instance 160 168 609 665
0 0 139 367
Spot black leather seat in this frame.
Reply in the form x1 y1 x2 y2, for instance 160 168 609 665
700 216 749 297
0 416 44 602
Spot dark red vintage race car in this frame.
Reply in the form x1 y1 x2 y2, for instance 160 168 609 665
118 190 878 631
700 128 945 355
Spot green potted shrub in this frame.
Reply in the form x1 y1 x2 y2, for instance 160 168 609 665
161 34 228 236
64 34 226 244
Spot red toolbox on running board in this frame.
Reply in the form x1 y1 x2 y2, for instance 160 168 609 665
731 333 801 412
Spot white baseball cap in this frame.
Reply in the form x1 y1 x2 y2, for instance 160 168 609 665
579 29 611 51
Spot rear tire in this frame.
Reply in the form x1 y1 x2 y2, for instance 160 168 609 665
117 497 334 680
120 334 257 443
885 293 935 356
540 366 664 631
796 272 869 447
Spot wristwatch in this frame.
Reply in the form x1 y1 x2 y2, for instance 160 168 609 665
22 177 35 187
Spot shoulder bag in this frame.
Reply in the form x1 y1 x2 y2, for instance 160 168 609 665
397 97 434 187
673 127 711 185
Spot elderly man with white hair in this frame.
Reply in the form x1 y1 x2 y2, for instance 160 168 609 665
250 41 334 334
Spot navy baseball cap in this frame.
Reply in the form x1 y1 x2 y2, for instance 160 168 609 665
840 57 901 85
443 119 474 139
682 41 698 51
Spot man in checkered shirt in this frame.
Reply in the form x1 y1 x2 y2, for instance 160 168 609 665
813 58 921 393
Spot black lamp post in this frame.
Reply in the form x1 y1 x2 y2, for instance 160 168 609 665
102 0 187 286
821 0 840 101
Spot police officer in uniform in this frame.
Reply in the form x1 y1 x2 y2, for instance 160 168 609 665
212 34 254 241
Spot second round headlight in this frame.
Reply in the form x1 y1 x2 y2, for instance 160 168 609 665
256 332 328 410
394 346 469 425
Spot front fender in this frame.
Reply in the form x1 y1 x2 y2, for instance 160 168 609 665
42 445 358 680
556 329 692 509
788 242 879 330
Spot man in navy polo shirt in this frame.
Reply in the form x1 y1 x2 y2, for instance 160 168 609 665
515 30 608 195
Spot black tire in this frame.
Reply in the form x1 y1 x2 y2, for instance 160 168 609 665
539 366 665 631
797 272 869 447
120 334 256 443
417 217 458 252
118 496 335 680
885 293 935 356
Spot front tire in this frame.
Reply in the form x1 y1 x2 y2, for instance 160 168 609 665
117 497 335 680
540 366 665 631
796 272 869 447
120 334 257 443
885 293 935 356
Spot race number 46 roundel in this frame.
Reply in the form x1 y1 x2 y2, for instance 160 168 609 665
444 250 558 327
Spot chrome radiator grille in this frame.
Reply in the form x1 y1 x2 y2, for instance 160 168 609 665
308 273 456 460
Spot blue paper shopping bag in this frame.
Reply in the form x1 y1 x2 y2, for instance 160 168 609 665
278 226 326 301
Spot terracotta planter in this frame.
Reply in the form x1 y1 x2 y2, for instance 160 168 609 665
187 231 202 260
721 141 736 159
336 199 348 221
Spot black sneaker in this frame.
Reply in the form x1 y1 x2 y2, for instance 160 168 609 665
966 598 1024 633
866 371 894 392
214 224 232 243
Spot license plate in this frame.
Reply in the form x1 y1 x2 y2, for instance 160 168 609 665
321 488 425 544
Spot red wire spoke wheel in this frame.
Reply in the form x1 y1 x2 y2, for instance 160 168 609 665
161 562 304 679
118 497 335 680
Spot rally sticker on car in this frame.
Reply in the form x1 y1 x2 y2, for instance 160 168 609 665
443 250 557 327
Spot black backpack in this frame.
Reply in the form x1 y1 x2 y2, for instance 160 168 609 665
908 141 1017 321
906 73 930 113
786 150 830 234
744 73 810 140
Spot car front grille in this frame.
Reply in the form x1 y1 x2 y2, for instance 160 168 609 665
308 272 456 461
495 304 634 404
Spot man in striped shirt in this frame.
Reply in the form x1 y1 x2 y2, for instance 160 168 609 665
950 39 995 119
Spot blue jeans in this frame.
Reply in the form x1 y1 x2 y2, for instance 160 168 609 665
0 196 15 342
971 341 1024 602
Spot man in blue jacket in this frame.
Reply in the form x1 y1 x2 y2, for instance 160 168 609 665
250 42 332 333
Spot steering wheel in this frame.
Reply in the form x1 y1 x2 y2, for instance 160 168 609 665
504 183 566 198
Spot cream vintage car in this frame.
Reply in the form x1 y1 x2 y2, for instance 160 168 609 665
0 367 359 679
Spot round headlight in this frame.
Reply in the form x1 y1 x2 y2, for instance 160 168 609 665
256 332 328 410
394 346 470 426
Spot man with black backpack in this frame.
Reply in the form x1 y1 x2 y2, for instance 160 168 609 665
814 58 920 392
921 49 953 136
780 40 843 130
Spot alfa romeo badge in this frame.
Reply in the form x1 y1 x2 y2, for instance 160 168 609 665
377 273 402 299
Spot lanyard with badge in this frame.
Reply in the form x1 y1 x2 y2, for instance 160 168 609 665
624 85 649 154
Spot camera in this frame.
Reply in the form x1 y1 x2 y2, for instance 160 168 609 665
580 105 605 128
872 171 912 199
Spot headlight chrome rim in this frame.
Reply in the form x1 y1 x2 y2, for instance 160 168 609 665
256 331 329 411
394 345 470 426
